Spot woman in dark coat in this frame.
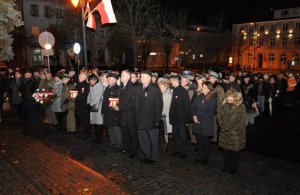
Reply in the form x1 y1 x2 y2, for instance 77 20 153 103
191 81 217 165
217 89 246 174
10 71 24 120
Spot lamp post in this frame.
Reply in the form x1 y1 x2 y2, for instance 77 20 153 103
71 0 88 69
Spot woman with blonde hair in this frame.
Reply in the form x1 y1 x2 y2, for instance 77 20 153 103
157 78 172 151
217 89 246 174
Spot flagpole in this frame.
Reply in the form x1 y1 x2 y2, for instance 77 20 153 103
81 0 88 68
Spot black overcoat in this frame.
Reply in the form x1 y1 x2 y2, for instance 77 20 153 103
135 83 163 130
118 82 136 127
169 85 191 125
102 84 120 126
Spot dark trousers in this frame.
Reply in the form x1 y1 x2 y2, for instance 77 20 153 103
223 149 240 173
14 104 23 120
120 126 138 155
138 129 159 161
196 135 211 162
172 124 188 156
78 112 91 137
94 124 103 143
55 112 65 130
23 100 36 122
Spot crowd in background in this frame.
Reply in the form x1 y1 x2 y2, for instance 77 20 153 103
1 65 300 174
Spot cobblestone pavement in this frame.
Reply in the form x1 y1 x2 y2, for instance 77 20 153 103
1 114 300 195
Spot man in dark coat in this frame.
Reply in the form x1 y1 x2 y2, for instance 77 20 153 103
113 70 138 157
169 75 191 158
102 73 121 149
0 67 8 122
19 69 36 122
75 72 90 139
136 70 163 163
224 73 241 92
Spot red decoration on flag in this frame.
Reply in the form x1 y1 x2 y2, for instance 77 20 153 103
85 2 96 30
96 0 117 25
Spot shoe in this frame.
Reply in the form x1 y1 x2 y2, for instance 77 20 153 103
129 154 136 159
172 152 180 156
180 155 187 159
140 158 154 164
200 159 208 165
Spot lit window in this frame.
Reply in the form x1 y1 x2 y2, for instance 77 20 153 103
269 37 275 46
30 4 39 17
32 26 40 37
281 37 287 46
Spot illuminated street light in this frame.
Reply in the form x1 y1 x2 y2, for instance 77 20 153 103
70 0 88 68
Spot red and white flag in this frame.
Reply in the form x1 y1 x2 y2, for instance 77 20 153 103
85 3 96 30
97 0 117 25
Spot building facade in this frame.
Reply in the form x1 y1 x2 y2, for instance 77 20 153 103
232 7 300 72
15 0 108 68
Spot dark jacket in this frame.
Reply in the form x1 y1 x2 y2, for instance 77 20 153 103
241 82 256 110
136 83 163 130
169 85 191 125
19 78 35 101
75 81 90 115
191 93 217 136
255 80 269 96
0 75 7 103
10 78 24 104
102 84 120 126
225 81 241 92
118 82 136 127
217 103 246 151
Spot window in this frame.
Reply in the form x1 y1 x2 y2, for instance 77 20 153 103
280 54 287 63
30 4 39 17
268 54 275 62
259 25 264 33
281 10 289 16
293 53 299 61
249 26 254 33
296 22 300 30
258 38 264 46
56 8 63 18
32 26 40 36
269 37 275 46
294 36 300 46
282 23 288 31
270 24 276 32
281 37 287 46
249 38 253 46
44 5 52 18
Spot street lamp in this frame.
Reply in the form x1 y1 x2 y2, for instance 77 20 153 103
71 0 88 69
73 43 81 74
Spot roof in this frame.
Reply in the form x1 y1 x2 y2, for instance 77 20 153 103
234 0 300 24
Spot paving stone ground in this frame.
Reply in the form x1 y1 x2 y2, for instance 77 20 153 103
1 113 300 195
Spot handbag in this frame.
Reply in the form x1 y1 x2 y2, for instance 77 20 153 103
90 104 99 112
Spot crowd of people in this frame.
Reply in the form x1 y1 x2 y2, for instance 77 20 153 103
0 65 299 174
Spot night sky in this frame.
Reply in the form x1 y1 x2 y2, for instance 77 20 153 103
162 0 265 27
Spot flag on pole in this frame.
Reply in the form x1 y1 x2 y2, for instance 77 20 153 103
84 2 91 17
85 3 96 30
96 0 117 25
